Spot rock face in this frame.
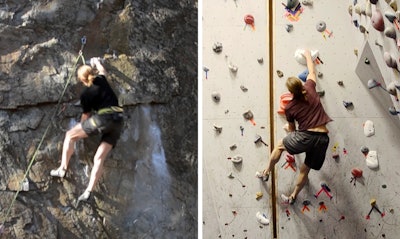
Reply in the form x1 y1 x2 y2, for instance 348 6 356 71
0 1 197 238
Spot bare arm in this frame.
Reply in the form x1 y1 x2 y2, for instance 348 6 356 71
304 50 316 83
90 57 107 76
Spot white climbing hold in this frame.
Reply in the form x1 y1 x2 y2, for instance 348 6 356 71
256 212 270 225
363 120 375 137
231 155 243 164
294 49 319 65
228 63 238 73
366 150 379 169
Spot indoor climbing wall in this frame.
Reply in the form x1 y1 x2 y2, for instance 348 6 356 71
203 0 400 238
202 0 272 238
275 0 400 238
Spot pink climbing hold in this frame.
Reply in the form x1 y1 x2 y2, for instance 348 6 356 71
244 14 255 30
371 9 384 32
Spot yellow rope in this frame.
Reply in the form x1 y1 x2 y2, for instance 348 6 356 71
1 41 86 226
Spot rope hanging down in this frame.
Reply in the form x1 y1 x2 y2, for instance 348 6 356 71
0 36 87 227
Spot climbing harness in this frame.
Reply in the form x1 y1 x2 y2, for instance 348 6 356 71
0 36 88 229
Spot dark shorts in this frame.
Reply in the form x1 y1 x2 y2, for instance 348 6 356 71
282 131 329 170
82 113 124 147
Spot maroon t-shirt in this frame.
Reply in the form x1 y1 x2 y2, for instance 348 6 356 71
285 80 332 131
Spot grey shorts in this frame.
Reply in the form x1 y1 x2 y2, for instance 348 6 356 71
283 131 329 170
82 113 124 147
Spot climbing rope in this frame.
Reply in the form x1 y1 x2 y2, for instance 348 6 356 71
0 36 87 227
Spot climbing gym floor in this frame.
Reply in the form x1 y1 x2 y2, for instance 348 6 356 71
202 0 400 238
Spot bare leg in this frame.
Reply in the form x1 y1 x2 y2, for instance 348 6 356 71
290 163 311 200
263 139 286 176
60 123 88 170
85 141 113 192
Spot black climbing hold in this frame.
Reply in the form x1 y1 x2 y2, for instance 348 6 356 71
382 184 387 188
365 58 370 64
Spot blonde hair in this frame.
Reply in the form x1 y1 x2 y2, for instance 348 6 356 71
286 76 306 100
77 65 98 87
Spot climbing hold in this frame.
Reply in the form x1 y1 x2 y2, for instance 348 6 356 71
351 168 363 178
384 26 396 39
256 212 270 225
389 106 400 115
278 92 293 114
387 82 397 96
211 92 221 103
367 79 381 89
363 120 375 137
231 155 243 164
384 52 398 69
348 5 353 16
354 4 362 15
254 134 268 146
390 0 397 11
228 63 238 73
375 39 383 47
359 25 369 34
384 11 396 23
364 57 370 64
203 67 210 79
360 146 369 156
256 191 263 200
213 124 223 134
366 150 379 169
285 24 294 32
230 144 237 151
286 0 299 9
302 0 313 6
257 58 264 64
317 72 323 78
317 90 325 97
338 81 344 86
294 49 319 65
316 21 327 32
243 110 256 125
396 10 400 20
366 1 372 17
212 42 223 53
244 14 255 30
298 69 309 82
277 70 284 78
240 85 248 92
370 0 378 4
343 101 353 109
228 173 235 179
360 5 366 15
371 9 385 31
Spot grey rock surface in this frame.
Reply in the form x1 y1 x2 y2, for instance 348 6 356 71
0 0 197 238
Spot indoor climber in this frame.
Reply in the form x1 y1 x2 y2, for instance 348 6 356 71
50 57 124 202
261 49 332 204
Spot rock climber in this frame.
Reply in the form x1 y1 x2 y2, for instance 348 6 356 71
50 57 124 202
261 49 332 204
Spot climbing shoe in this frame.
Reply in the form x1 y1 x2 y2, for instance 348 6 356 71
77 190 91 202
50 168 66 178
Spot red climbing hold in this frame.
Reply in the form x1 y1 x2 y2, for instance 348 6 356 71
244 14 255 30
351 168 363 178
